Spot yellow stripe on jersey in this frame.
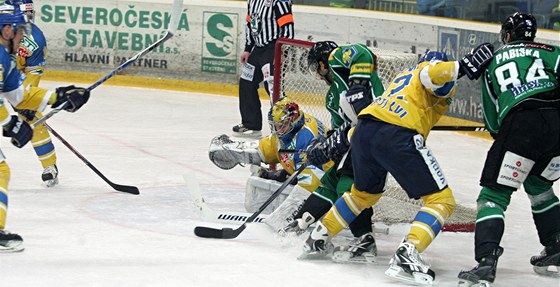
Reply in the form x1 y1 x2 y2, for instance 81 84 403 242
360 61 460 138
0 104 11 126
15 86 53 112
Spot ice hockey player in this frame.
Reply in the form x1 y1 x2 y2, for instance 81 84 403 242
458 12 560 286
0 3 90 252
209 97 331 213
272 41 385 263
9 0 59 187
302 44 494 285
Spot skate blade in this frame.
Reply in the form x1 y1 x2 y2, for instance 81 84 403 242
332 251 377 264
297 251 330 261
0 242 25 253
533 265 560 278
457 279 492 287
385 265 434 286
45 178 59 187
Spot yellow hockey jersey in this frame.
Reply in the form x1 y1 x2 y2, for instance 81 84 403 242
359 61 460 138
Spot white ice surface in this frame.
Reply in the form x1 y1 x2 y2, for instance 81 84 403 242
1 81 558 287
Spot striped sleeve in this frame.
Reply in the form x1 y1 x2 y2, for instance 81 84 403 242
274 0 294 39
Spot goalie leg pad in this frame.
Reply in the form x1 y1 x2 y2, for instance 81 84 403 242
264 185 311 233
244 175 295 214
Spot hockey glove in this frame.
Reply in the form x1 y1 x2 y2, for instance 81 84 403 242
52 85 90 112
259 168 293 183
340 84 373 125
458 43 494 80
325 124 351 163
3 115 32 148
14 108 36 121
305 136 330 167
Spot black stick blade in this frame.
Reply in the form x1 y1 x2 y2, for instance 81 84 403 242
194 226 227 238
194 225 245 239
113 184 140 195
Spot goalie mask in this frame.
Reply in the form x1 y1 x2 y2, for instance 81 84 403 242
500 12 536 44
307 41 338 85
269 97 304 139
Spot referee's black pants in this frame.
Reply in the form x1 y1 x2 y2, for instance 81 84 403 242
238 43 275 131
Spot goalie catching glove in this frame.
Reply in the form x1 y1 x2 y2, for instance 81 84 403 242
306 123 351 166
458 43 494 80
52 85 90 112
3 115 32 148
208 134 264 170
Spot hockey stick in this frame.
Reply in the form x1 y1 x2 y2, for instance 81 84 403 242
44 123 140 195
432 125 487 132
193 163 307 239
278 127 487 154
184 174 267 224
32 0 183 128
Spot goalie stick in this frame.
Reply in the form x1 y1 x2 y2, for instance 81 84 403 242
185 174 392 235
32 0 184 128
184 174 267 224
193 164 307 239
44 123 139 195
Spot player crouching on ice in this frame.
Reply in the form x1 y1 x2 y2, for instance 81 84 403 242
208 97 331 221
301 44 495 285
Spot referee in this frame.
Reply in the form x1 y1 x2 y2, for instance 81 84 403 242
233 0 295 138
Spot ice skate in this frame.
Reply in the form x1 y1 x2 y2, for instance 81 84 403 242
298 221 333 260
42 164 58 187
458 247 503 287
332 232 377 264
232 124 261 138
385 240 435 285
530 233 560 278
0 230 24 253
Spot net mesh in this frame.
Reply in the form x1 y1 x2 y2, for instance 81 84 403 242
273 38 476 232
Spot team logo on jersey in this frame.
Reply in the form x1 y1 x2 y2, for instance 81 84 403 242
341 47 357 68
18 47 30 58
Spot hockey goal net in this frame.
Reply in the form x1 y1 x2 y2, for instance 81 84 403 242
272 38 476 232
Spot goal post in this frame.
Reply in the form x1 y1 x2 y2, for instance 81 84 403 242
271 37 476 232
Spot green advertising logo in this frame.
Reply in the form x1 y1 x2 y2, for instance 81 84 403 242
202 12 238 74
40 5 189 53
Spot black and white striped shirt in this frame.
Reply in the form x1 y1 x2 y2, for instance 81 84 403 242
244 0 294 51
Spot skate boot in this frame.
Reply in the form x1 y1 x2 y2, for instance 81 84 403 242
42 164 58 187
232 124 261 138
0 230 24 253
332 232 377 264
279 212 315 237
530 233 560 278
458 247 503 287
298 221 333 260
385 240 435 285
